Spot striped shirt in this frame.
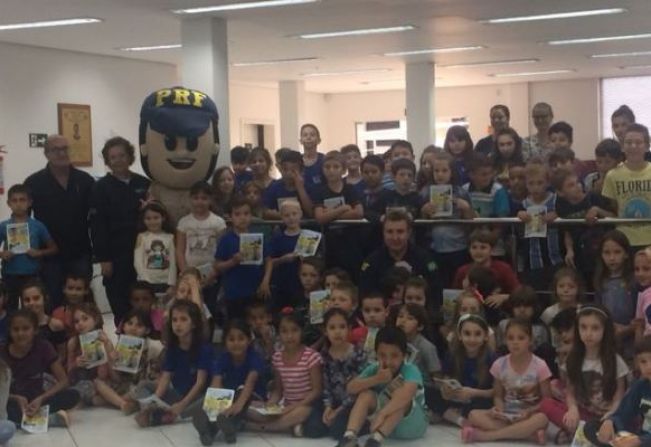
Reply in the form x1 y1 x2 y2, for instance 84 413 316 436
272 347 322 404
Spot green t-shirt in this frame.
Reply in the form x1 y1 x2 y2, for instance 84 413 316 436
359 361 425 408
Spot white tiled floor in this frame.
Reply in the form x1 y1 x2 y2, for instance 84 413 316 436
10 407 526 447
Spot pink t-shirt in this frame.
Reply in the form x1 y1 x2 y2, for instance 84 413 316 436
490 354 551 414
272 347 321 404
635 287 651 336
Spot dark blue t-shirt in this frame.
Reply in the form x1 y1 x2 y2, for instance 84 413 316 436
163 343 214 395
262 180 318 211
269 230 302 300
0 313 7 345
303 153 324 190
214 230 266 301
212 346 266 398
234 171 254 192
442 351 495 390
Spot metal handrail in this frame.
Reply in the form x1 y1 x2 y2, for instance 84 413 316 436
250 217 651 226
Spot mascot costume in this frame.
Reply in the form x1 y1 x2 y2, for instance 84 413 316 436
139 86 220 224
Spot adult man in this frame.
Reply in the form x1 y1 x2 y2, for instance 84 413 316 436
24 135 94 307
359 210 443 311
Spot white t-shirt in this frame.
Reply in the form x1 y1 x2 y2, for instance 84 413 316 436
177 212 226 268
541 303 561 326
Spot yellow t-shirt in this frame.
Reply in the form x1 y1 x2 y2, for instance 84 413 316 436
602 162 651 246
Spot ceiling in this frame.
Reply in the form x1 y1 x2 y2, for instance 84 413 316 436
3 0 651 93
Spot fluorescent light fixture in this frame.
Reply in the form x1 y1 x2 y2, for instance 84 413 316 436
620 64 651 70
173 0 319 14
119 44 181 52
298 25 414 39
232 57 318 66
482 8 625 24
303 68 392 77
441 58 539 69
0 17 102 31
384 46 484 57
491 69 574 78
549 33 651 45
591 50 651 58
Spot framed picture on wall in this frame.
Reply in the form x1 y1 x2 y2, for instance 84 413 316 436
57 103 92 166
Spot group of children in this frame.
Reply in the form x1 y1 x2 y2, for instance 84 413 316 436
1 115 651 447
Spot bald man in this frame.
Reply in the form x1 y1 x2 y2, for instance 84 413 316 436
24 135 95 308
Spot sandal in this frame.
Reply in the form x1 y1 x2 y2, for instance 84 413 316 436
554 429 571 445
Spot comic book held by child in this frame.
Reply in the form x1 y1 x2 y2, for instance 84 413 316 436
79 330 107 369
429 185 454 217
21 405 49 434
309 290 329 324
113 335 145 374
294 229 322 257
6 222 30 254
202 388 235 422
525 205 547 238
239 233 264 265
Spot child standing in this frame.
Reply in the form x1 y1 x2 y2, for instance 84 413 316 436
635 248 651 342
602 123 651 250
260 200 304 309
594 231 636 346
176 181 226 277
134 301 212 427
341 144 365 195
584 139 624 194
192 320 265 445
134 201 176 293
432 314 495 427
541 267 583 325
420 152 475 287
395 303 441 412
304 308 367 439
360 155 386 219
541 305 628 444
0 184 57 310
490 128 525 188
444 125 474 186
214 197 266 319
246 309 322 436
516 162 563 292
211 166 235 217
300 123 325 190
230 146 253 192
248 147 274 190
2 310 80 427
464 319 551 444
263 150 315 219
587 336 651 447
372 159 423 220
336 327 428 447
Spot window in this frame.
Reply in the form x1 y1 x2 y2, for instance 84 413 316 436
601 76 651 139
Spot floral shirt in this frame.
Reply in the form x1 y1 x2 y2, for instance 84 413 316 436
322 344 367 408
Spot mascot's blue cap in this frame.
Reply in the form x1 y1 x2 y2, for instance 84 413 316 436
139 86 219 140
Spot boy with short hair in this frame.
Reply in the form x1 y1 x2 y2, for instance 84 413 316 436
553 167 615 285
602 123 651 249
584 335 651 447
230 145 253 191
330 281 366 344
214 197 266 319
341 144 364 195
584 139 624 194
452 229 519 308
372 159 423 220
548 121 574 153
0 184 58 310
381 140 415 191
337 327 428 447
404 276 428 308
360 155 386 214
314 151 364 224
262 150 314 219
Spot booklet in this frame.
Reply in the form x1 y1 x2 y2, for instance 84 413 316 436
202 388 235 422
524 205 547 238
79 330 107 369
429 185 454 217
239 233 264 265
6 222 30 254
363 327 379 360
323 196 345 209
294 230 322 257
250 403 284 416
137 394 171 410
442 289 463 323
21 405 49 434
113 335 145 374
196 263 214 280
571 421 592 447
309 290 329 324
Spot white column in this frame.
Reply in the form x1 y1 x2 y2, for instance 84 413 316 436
180 17 230 167
405 62 435 160
279 80 306 149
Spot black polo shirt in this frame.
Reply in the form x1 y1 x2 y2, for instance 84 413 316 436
90 173 150 262
359 243 443 311
24 165 95 260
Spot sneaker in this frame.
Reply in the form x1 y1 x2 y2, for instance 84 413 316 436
363 438 381 447
193 411 215 446
335 436 359 447
48 410 70 428
292 423 304 438
217 414 237 444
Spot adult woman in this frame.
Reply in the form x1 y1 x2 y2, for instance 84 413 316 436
523 102 554 161
90 137 150 325
474 105 512 156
